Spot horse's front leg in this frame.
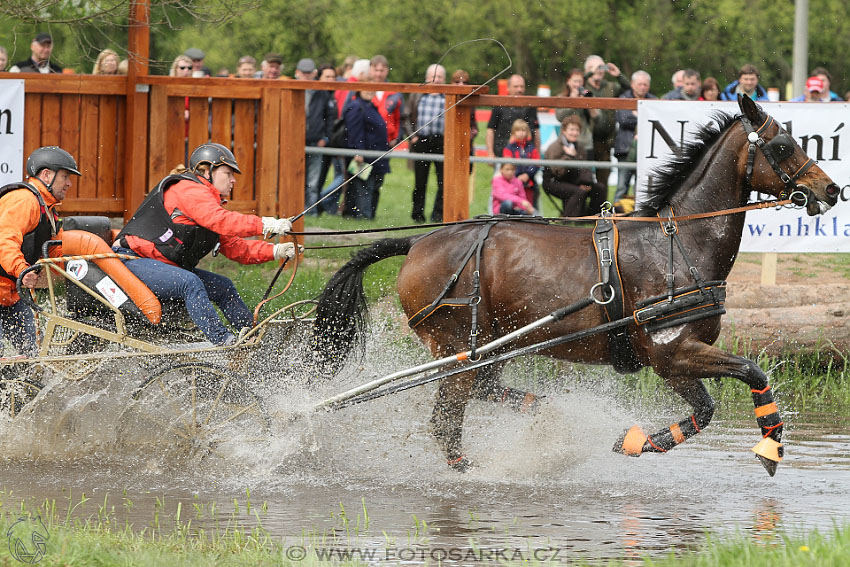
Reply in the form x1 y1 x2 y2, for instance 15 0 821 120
616 339 784 476
430 370 476 472
614 378 715 455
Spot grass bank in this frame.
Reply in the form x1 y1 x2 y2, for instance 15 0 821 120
2 491 848 566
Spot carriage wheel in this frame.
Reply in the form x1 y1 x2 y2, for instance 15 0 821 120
129 362 270 458
0 376 43 419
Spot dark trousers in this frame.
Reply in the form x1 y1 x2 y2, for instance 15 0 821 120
593 139 613 190
412 135 444 222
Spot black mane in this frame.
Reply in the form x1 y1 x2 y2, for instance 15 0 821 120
636 112 740 214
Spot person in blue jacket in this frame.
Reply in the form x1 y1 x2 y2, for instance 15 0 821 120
342 79 390 219
720 63 769 101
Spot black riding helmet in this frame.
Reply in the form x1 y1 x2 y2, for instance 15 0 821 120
26 146 81 177
189 143 242 174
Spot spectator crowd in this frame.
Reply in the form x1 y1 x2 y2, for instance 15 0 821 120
2 32 846 220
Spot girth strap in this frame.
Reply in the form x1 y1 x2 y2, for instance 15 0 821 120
592 216 642 374
408 220 498 357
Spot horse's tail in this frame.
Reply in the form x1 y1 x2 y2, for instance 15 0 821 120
312 236 415 375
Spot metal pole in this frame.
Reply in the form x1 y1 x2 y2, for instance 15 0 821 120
792 0 809 100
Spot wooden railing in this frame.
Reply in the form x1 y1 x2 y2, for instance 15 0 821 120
12 73 638 227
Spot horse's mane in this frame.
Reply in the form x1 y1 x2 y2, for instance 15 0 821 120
635 112 741 214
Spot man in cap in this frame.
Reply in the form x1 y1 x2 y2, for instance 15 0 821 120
0 146 79 355
790 75 839 102
183 48 211 77
9 32 63 73
257 53 283 79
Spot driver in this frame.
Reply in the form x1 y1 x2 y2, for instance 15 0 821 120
0 146 78 356
114 143 296 346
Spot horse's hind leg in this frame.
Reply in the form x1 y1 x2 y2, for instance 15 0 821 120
469 363 541 413
430 371 476 472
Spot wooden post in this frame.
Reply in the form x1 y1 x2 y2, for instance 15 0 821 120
442 94 471 221
278 89 306 232
256 87 281 217
761 252 778 286
124 0 151 222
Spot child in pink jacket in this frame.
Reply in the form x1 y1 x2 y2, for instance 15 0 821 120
491 162 534 215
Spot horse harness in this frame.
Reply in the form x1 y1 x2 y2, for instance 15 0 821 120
741 114 815 205
407 213 729 370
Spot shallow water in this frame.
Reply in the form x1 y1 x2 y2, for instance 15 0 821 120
1 327 848 564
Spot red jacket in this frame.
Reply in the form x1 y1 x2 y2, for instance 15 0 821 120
124 176 274 266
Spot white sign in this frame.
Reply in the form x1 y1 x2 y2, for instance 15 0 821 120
0 80 25 186
636 100 850 252
96 276 128 308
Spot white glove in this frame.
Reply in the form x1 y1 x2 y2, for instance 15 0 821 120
262 217 292 238
273 242 302 260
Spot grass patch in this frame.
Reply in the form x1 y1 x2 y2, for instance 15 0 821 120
2 489 849 566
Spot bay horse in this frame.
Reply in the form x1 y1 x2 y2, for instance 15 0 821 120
313 95 839 476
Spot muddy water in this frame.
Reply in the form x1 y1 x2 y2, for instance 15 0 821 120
0 331 848 563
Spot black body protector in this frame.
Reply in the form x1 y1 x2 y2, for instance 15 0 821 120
0 183 59 282
117 173 220 269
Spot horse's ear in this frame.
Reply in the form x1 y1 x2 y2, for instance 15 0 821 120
737 93 762 123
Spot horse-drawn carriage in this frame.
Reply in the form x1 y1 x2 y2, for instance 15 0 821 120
0 215 314 456
2 96 840 475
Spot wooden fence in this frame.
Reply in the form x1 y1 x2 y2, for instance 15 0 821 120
12 73 637 227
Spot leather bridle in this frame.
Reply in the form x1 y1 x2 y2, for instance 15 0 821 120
740 114 815 206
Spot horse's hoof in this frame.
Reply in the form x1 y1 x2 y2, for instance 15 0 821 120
447 455 471 472
613 425 647 457
751 437 783 477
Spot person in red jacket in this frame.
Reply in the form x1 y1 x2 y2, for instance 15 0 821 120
0 147 78 356
115 143 296 346
501 119 540 211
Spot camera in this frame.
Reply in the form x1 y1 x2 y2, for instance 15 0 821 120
597 64 609 73
580 88 592 97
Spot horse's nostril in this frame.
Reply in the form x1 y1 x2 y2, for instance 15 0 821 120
825 184 840 197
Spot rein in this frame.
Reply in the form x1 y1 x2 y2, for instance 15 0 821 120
290 198 795 244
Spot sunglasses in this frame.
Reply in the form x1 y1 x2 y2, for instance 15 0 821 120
178 65 191 70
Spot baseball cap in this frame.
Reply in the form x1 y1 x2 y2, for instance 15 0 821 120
184 48 205 61
296 58 316 74
34 32 52 44
264 53 283 64
806 76 824 92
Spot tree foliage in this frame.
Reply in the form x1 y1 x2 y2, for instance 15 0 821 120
2 0 849 98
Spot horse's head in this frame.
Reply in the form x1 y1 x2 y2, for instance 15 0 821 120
737 94 839 215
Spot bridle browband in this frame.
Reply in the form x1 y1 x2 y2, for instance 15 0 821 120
740 114 815 206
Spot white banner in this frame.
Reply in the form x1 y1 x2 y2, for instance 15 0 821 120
0 80 25 186
636 100 850 252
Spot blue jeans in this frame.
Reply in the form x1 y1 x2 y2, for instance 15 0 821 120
318 157 345 215
305 152 325 215
115 249 251 345
0 299 36 356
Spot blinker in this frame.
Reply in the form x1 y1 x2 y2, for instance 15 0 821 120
766 134 795 161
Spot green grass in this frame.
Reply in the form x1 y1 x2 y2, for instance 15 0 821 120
2 490 849 567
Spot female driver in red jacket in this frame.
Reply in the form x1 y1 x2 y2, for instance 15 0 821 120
115 143 295 346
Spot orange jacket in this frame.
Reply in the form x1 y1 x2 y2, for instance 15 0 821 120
0 178 63 306
124 176 274 266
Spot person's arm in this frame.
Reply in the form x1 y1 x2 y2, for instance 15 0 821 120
218 234 275 265
0 193 40 282
170 182 263 238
